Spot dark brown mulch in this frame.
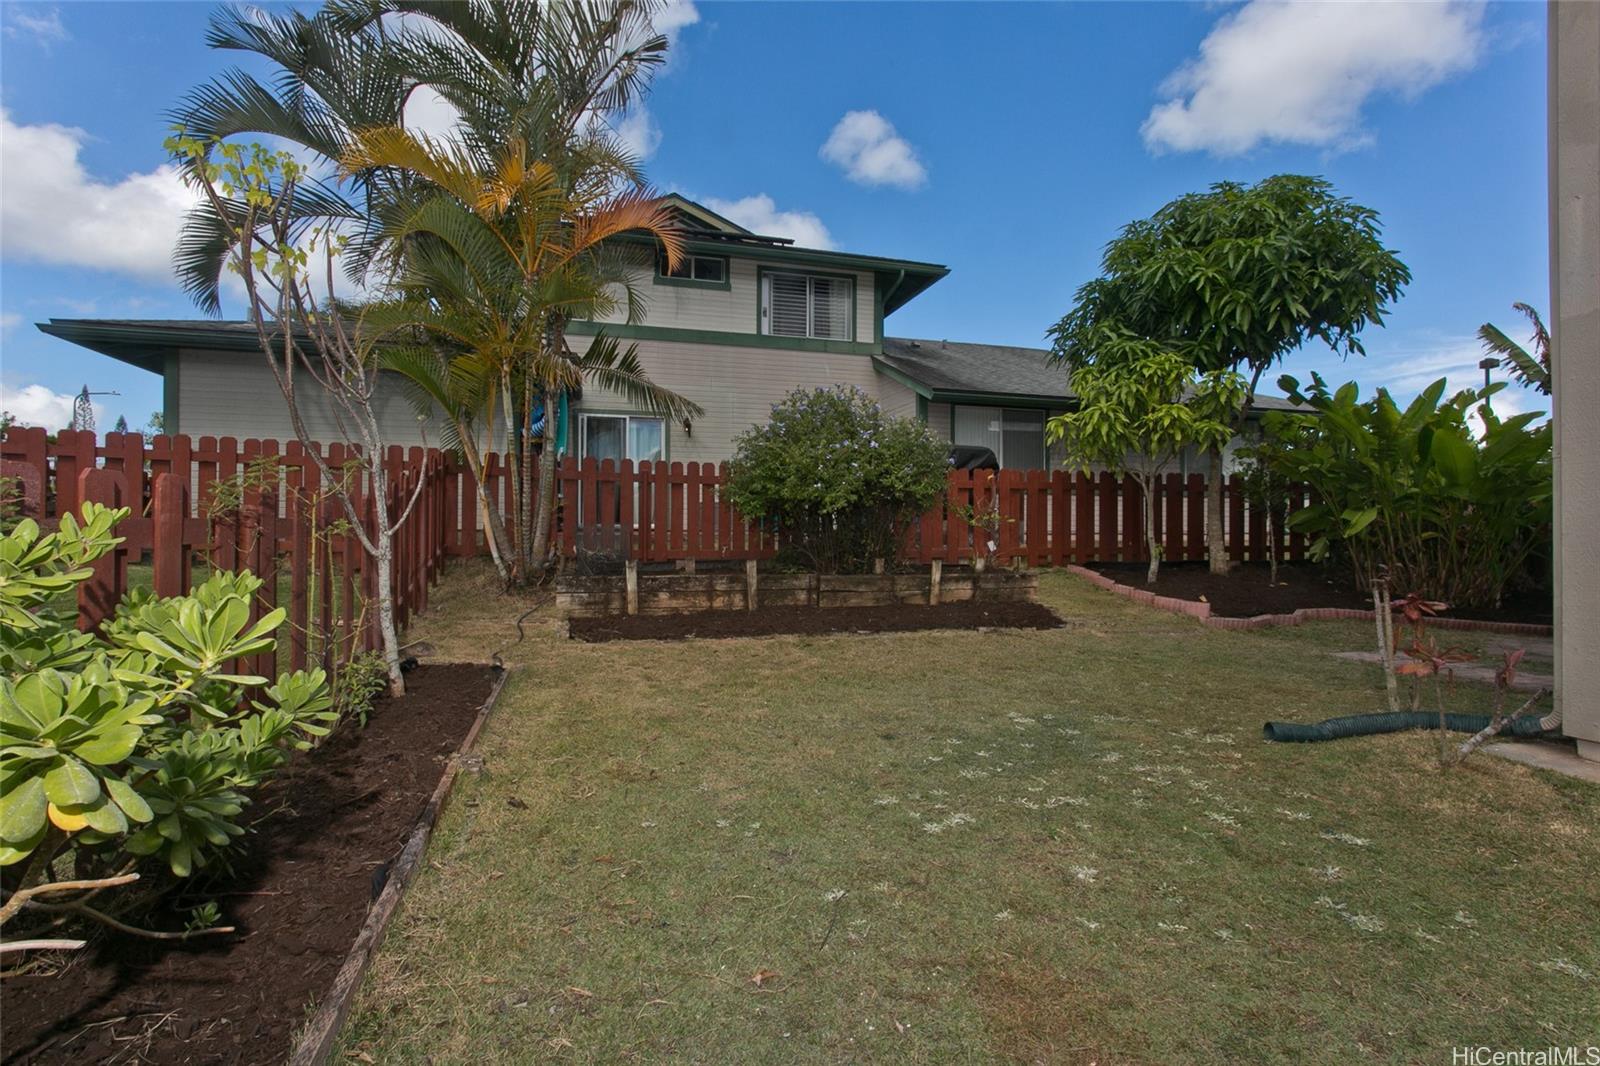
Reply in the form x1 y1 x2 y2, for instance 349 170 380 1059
568 600 1065 642
2 663 496 1066
1086 562 1553 625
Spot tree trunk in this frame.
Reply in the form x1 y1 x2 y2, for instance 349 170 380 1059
527 387 560 571
1266 511 1278 585
368 457 406 697
1144 478 1160 584
1206 445 1228 574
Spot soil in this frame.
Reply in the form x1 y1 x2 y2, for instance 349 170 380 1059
2 663 497 1066
1086 562 1554 625
568 599 1065 642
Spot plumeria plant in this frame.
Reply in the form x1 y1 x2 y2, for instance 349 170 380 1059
0 506 334 955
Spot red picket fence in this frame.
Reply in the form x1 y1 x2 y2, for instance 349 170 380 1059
3 429 453 675
2 430 1310 611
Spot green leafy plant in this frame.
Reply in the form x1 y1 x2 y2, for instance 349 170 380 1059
726 387 950 574
1260 374 1551 607
333 650 388 729
0 505 334 949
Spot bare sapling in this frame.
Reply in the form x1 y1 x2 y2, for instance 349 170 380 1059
168 133 423 695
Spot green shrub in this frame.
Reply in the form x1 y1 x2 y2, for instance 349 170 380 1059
726 386 950 574
0 506 334 941
1261 374 1551 607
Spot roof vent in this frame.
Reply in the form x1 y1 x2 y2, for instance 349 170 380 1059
909 340 920 348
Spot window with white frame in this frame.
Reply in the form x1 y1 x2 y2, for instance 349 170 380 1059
760 271 853 340
951 405 1045 469
657 253 727 285
579 413 665 465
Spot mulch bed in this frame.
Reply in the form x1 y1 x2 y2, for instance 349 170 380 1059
568 600 1065 642
2 663 496 1066
1086 562 1553 626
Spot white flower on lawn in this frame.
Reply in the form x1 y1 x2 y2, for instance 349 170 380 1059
1074 916 1101 930
1158 922 1189 932
640 820 657 828
1538 959 1594 981
1070 865 1098 884
1453 910 1477 927
1214 928 1237 942
1206 812 1241 829
1320 831 1370 847
1276 809 1312 821
715 819 731 829
994 910 1013 921
1099 752 1123 763
824 888 846 903
873 796 899 806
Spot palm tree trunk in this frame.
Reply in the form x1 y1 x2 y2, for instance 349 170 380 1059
528 386 560 571
518 383 537 580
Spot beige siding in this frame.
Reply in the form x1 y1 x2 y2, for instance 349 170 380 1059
926 402 953 441
877 373 920 421
593 256 875 341
176 349 443 447
575 338 889 465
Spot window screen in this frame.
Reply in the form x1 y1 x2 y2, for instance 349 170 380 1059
762 273 853 340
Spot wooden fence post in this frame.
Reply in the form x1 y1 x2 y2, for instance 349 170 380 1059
625 558 639 616
929 558 942 606
745 558 758 611
151 473 189 599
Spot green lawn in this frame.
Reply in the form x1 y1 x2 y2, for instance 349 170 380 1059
337 563 1598 1064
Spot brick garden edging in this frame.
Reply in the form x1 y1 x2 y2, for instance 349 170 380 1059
288 666 510 1066
1064 565 1554 637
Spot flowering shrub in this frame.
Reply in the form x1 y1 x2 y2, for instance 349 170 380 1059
726 386 949 573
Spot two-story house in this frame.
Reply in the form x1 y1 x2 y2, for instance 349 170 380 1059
36 194 1292 469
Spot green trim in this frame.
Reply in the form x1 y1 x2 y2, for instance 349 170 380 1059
932 391 1067 410
162 350 180 433
573 408 672 464
653 253 731 291
916 395 928 423
755 266 856 343
658 193 752 235
567 320 878 358
869 356 933 398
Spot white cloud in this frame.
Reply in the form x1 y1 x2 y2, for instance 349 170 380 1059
611 108 662 161
0 312 20 332
0 108 198 284
401 85 464 143
703 195 833 250
3 5 67 45
0 384 102 430
820 110 927 189
652 0 700 46
1142 0 1486 156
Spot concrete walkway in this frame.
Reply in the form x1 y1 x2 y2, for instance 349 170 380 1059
1486 740 1600 784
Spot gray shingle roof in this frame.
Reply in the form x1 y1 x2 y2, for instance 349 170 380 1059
877 336 1307 412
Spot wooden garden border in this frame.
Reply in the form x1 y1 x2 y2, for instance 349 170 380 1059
1065 565 1554 636
287 666 511 1066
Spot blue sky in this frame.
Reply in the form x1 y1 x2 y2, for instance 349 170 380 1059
0 1 1549 431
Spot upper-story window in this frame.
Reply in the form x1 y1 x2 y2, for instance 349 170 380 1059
657 253 727 285
760 271 853 341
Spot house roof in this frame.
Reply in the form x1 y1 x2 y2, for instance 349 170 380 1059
875 336 1308 413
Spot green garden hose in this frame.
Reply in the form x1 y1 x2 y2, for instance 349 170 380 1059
1263 711 1554 743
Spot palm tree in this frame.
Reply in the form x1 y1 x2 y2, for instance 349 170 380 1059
345 126 702 581
1478 302 1551 396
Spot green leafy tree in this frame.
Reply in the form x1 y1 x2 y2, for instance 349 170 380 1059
1049 175 1411 575
1046 351 1245 583
1478 302 1551 396
726 387 950 574
0 506 333 952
